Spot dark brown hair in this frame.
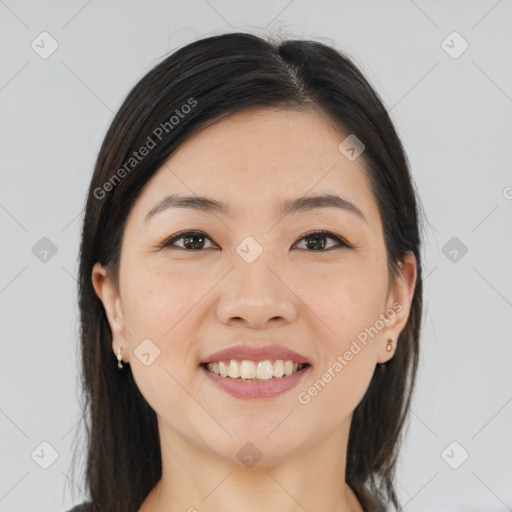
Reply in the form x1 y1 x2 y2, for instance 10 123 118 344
72 31 422 512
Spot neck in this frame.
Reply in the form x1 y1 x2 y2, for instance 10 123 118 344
139 419 364 512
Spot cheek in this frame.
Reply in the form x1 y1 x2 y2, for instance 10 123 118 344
296 273 384 419
123 269 201 337
122 272 205 433
298 263 388 412
121 271 201 389
301 260 389 341
295 261 388 417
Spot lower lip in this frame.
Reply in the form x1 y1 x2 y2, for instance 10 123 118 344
200 365 311 399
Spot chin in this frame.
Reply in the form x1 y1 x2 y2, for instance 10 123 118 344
201 426 310 467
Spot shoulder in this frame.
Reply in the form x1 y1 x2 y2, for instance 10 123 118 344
66 503 94 512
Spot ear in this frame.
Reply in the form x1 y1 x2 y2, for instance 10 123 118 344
377 251 418 364
91 262 130 363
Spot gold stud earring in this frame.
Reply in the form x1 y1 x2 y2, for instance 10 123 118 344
386 338 395 352
117 346 124 369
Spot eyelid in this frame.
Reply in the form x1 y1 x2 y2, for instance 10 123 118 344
157 230 218 250
158 229 352 251
294 230 352 249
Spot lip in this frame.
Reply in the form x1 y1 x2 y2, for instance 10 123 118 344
200 364 311 399
201 344 311 365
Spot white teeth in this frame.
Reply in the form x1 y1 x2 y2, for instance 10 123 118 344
227 360 240 379
256 360 273 380
273 359 284 378
218 360 228 377
240 360 256 379
205 359 306 380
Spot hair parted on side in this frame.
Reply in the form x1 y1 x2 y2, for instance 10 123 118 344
71 31 422 512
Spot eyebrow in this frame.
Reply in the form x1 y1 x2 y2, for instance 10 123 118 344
144 193 367 224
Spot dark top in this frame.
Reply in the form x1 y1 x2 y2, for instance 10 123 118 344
66 493 384 512
67 504 94 512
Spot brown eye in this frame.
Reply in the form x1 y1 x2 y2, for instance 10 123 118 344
161 231 217 251
294 231 350 251
160 230 350 252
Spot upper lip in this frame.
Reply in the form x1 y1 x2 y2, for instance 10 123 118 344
201 344 311 365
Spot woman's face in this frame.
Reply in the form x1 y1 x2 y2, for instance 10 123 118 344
93 107 416 467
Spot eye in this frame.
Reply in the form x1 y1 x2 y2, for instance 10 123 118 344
159 231 217 251
293 230 350 251
159 230 351 252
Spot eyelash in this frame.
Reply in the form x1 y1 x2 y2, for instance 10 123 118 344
158 230 352 252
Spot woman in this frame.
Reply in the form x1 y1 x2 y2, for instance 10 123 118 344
69 31 422 512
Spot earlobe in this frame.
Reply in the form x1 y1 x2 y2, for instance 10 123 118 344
377 252 418 364
91 263 128 361
377 337 396 364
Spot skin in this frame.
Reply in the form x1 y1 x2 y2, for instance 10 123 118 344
92 107 417 512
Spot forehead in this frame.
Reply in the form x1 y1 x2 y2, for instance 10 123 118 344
128 107 381 227
172 107 346 172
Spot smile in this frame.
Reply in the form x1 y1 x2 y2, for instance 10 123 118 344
200 360 311 399
203 359 309 380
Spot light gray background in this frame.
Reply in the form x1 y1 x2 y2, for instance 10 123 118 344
1 1 511 511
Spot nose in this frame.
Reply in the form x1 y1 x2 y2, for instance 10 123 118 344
215 254 299 329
